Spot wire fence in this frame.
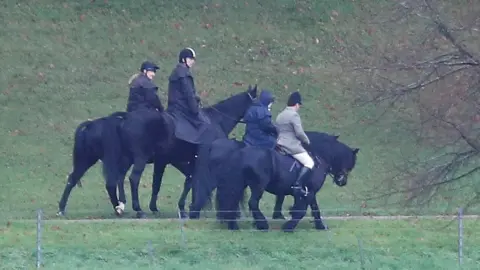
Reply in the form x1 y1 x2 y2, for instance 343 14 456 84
7 207 475 269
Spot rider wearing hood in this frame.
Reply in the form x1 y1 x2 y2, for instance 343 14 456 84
242 89 277 149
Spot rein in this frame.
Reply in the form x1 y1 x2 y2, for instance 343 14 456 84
207 106 247 124
313 154 335 179
201 92 255 125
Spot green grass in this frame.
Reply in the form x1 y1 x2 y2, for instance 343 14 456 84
1 0 471 221
2 219 480 269
1 0 478 268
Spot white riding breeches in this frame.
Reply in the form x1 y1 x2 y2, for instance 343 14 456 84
292 152 314 169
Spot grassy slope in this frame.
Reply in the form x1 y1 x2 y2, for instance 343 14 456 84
1 219 480 269
2 0 464 221
2 0 479 269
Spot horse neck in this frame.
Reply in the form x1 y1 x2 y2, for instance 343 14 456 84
204 93 252 134
311 143 339 169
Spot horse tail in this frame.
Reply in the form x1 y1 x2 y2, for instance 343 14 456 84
101 112 125 189
190 143 215 214
71 120 94 187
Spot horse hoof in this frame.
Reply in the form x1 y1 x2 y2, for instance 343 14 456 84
255 221 269 231
136 212 147 219
272 213 286 220
115 202 125 216
179 211 188 220
189 211 200 219
315 223 327 230
149 203 158 213
56 211 65 217
227 223 240 230
281 222 296 233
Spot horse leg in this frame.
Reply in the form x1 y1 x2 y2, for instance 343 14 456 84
178 175 192 219
128 157 148 219
106 182 121 216
310 197 327 230
248 187 269 231
173 161 194 219
149 159 166 214
272 195 286 220
281 196 309 233
57 159 96 216
116 161 131 215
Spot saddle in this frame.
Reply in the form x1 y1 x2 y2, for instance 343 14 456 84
274 145 301 172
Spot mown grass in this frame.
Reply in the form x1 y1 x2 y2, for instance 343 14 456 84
1 219 480 269
1 0 472 222
1 1 478 268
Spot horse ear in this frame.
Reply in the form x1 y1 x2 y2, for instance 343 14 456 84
352 148 359 154
334 135 339 140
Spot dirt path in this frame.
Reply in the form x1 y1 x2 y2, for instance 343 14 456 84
9 215 480 223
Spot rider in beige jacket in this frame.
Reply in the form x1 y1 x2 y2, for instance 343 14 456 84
275 91 313 196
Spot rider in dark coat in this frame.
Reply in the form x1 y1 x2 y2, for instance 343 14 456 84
167 48 211 144
126 61 164 113
242 89 277 149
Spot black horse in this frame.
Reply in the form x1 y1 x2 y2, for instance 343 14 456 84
191 131 359 232
57 112 131 216
57 85 258 218
188 132 340 219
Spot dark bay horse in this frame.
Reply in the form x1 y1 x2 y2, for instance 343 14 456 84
191 131 359 232
57 112 130 216
188 132 340 219
57 85 258 218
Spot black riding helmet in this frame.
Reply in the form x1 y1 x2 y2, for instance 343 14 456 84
140 61 160 72
178 47 196 63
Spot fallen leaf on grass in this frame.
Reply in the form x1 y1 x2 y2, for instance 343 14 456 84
51 225 61 231
232 82 244 87
173 23 182 30
10 129 26 136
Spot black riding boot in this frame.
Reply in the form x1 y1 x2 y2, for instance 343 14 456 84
292 167 312 197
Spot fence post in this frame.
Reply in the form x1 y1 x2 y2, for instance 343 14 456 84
147 240 154 267
36 209 43 268
356 235 366 270
458 207 463 267
177 210 186 248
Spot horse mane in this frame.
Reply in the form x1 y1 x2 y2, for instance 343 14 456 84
203 91 250 116
304 131 356 171
202 90 253 134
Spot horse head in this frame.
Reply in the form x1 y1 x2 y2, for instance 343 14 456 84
305 131 359 187
328 146 358 187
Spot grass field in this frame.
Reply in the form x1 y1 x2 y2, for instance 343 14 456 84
2 219 480 269
1 0 479 269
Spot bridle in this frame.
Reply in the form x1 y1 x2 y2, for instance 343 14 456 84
312 153 345 182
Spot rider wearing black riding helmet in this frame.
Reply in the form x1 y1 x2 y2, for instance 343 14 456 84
126 61 164 112
167 47 210 132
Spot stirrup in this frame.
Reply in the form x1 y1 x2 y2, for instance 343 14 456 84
292 186 309 197
303 186 309 196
